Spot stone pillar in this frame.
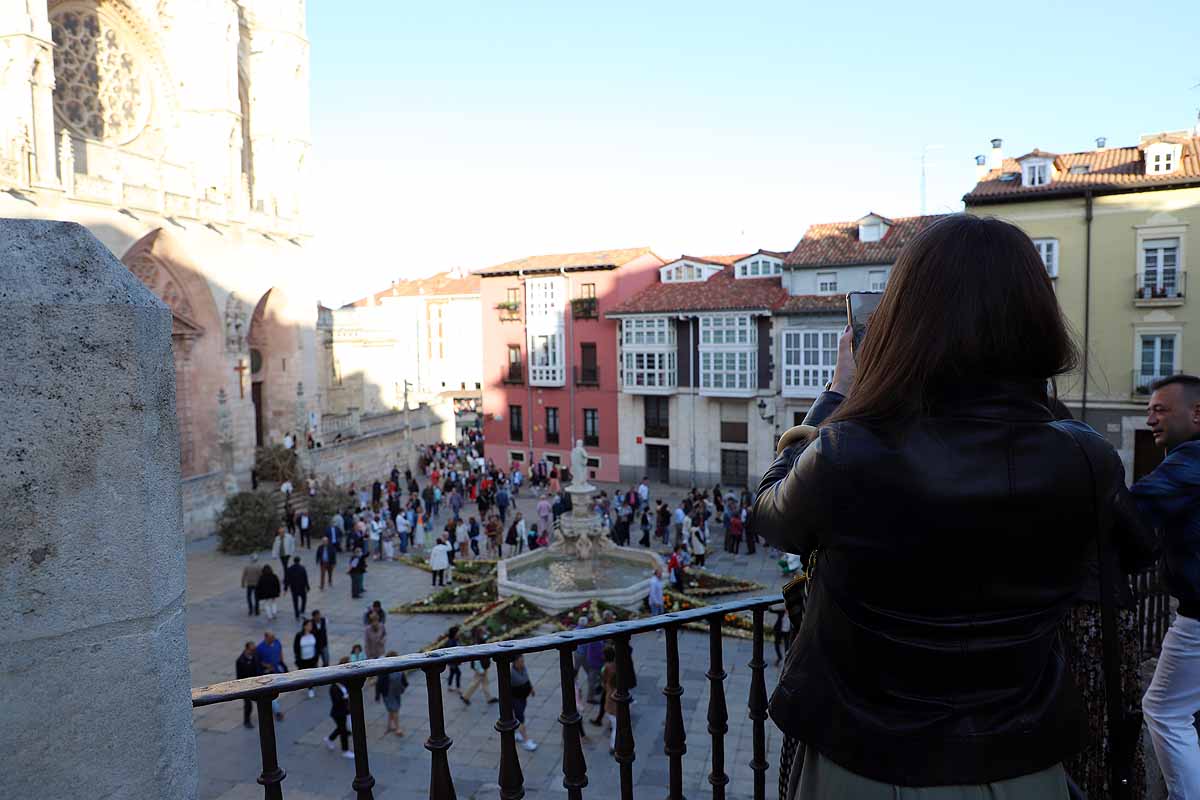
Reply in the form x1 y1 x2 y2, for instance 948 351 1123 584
0 220 198 798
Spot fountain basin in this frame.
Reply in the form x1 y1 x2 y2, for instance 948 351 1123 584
497 546 661 613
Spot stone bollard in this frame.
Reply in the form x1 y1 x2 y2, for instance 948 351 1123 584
0 220 198 798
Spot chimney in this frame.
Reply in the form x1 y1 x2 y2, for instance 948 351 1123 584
974 154 988 181
987 138 1004 171
1095 136 1107 150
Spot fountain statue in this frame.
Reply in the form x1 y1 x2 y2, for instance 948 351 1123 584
495 440 662 612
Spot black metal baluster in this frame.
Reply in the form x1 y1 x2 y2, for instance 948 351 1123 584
613 633 636 800
347 678 376 799
663 624 687 800
494 656 526 800
556 645 589 800
707 617 730 800
423 664 457 800
748 609 768 800
254 694 286 800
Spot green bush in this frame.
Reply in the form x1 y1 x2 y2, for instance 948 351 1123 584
254 445 300 484
217 491 280 554
308 478 350 532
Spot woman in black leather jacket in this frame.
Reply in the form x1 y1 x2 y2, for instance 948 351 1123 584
752 214 1151 798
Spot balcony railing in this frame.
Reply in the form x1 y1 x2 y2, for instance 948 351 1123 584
1135 271 1186 305
644 423 670 439
574 365 600 387
571 297 599 319
502 365 524 385
1133 369 1179 395
496 302 522 322
193 594 782 800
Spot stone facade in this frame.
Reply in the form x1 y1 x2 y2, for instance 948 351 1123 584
0 1 326 532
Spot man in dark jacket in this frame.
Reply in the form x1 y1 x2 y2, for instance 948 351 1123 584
285 557 310 620
310 609 330 666
315 536 337 590
1134 374 1200 797
235 642 262 728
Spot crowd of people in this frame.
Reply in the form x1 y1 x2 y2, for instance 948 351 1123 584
230 429 788 768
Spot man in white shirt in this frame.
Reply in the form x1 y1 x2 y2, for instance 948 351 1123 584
648 567 665 617
368 513 383 560
637 478 649 511
429 538 451 586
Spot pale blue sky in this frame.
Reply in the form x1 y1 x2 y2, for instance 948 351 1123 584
308 0 1200 305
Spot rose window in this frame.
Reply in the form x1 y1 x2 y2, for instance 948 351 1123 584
51 4 151 143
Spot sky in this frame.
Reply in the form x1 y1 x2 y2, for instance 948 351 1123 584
306 0 1200 307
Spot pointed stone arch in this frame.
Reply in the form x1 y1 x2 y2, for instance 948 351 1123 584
122 228 223 476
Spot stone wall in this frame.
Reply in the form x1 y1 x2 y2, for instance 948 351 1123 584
181 470 228 541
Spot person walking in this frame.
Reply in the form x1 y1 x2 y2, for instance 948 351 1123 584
536 495 552 541
509 655 538 751
285 557 310 620
648 567 665 617
600 646 619 755
689 518 707 568
241 554 262 616
236 641 263 728
255 564 282 621
429 537 451 586
315 536 336 590
1134 374 1200 798
325 660 355 759
364 613 387 660
310 609 330 667
445 626 462 693
380 656 408 737
271 527 296 584
347 547 367 599
298 510 312 549
293 619 320 699
753 215 1110 797
255 631 287 721
460 627 497 705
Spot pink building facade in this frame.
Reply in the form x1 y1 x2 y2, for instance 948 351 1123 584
477 248 664 483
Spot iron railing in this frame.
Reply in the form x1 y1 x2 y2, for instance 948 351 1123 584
574 365 601 387
502 365 524 385
1132 566 1172 661
192 594 783 800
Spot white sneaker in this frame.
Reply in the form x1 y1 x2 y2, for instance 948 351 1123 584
325 738 335 751
307 689 315 699
522 739 538 752
514 731 525 742
342 750 356 760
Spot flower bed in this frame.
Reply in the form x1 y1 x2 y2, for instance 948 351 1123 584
422 596 549 652
660 588 757 640
681 567 765 597
394 577 498 614
552 599 640 630
395 554 497 583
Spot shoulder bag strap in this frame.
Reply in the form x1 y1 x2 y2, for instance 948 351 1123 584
1062 425 1137 800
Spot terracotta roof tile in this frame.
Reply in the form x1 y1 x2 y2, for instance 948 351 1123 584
347 271 480 307
776 294 846 315
784 214 949 268
734 249 789 262
965 135 1200 203
670 254 749 267
474 247 657 276
606 266 787 316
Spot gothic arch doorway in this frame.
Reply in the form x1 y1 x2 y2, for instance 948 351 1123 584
247 287 300 449
122 228 222 477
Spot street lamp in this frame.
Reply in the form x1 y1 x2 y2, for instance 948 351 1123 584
756 398 774 423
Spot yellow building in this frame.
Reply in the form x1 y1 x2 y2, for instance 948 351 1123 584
965 132 1200 479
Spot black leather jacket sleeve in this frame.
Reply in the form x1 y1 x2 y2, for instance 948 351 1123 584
750 391 844 556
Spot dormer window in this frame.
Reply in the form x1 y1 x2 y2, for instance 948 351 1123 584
856 213 892 243
1145 143 1181 174
733 254 783 279
1024 161 1049 186
660 259 722 283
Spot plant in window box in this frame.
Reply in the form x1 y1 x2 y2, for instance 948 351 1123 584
570 297 598 318
495 300 521 313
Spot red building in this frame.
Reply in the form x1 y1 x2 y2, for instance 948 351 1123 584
477 248 665 483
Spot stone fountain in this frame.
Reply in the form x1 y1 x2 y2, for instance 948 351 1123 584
496 441 662 612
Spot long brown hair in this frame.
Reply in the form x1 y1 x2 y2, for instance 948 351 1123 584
826 214 1078 429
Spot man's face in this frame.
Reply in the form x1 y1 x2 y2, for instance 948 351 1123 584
1147 383 1200 450
264 632 274 644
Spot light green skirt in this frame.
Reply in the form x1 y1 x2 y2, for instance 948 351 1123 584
789 747 1068 800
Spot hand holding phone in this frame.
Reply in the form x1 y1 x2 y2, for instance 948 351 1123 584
846 292 883 355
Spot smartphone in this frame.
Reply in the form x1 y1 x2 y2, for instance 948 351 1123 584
846 291 883 354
